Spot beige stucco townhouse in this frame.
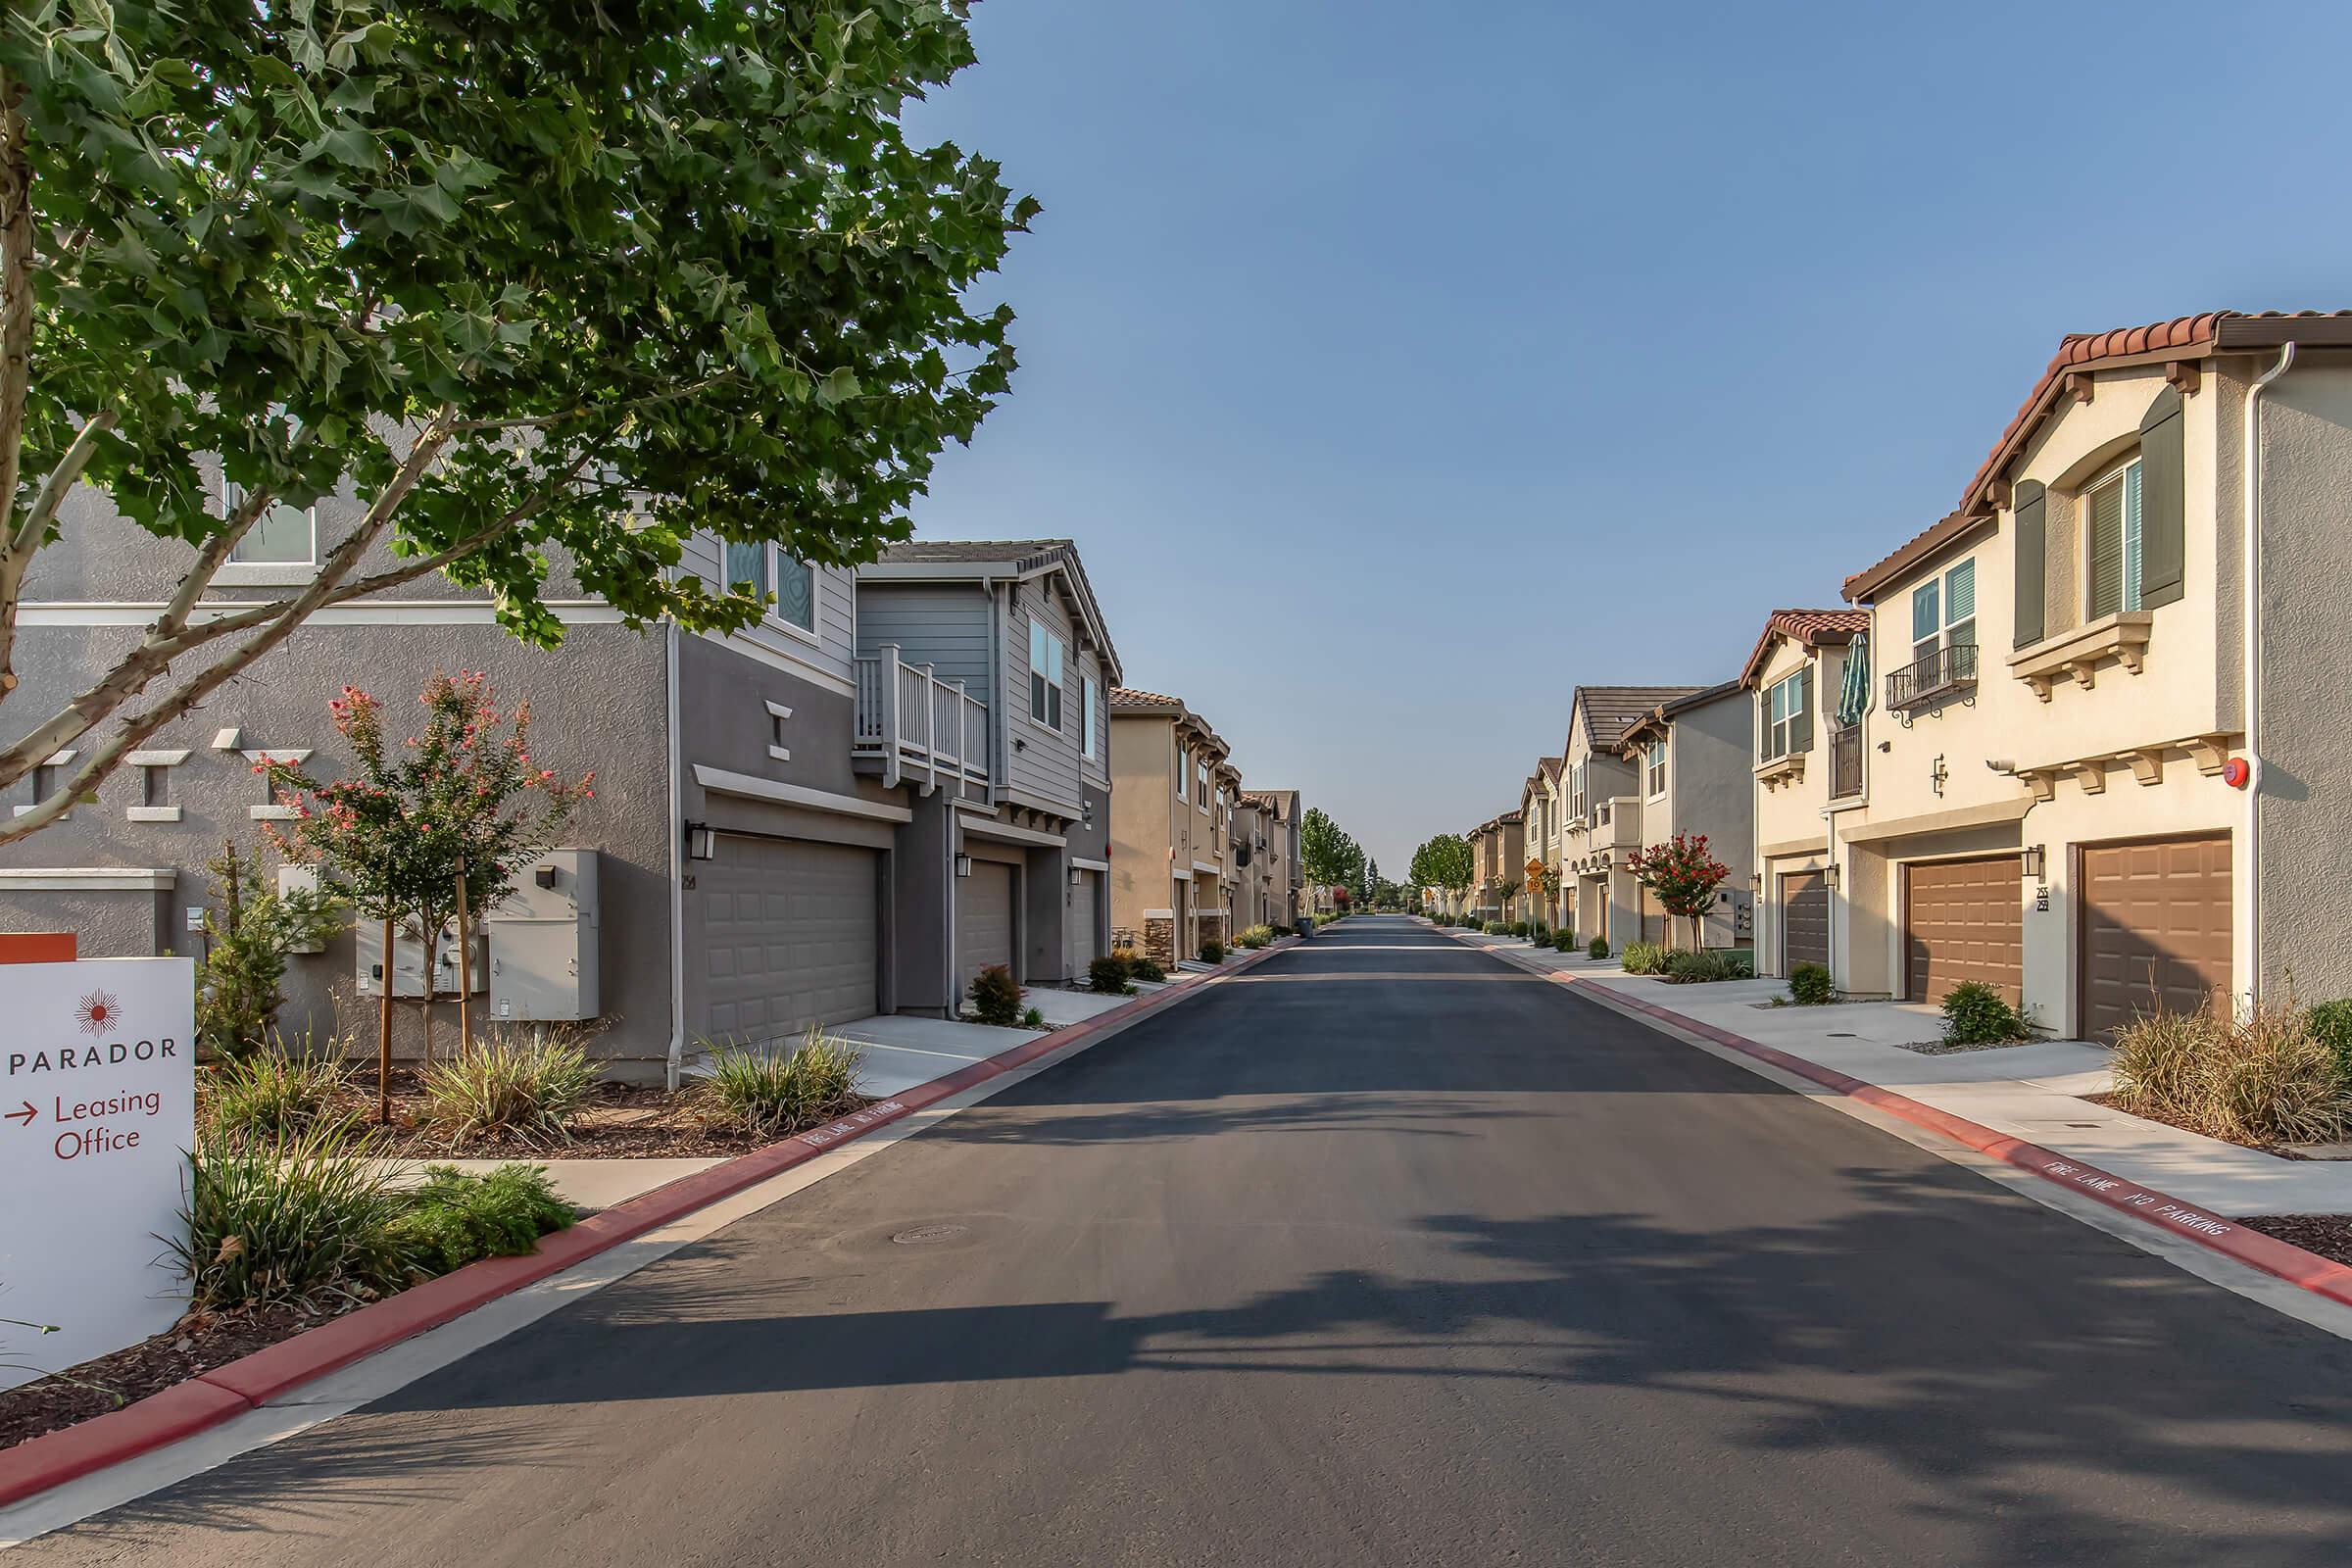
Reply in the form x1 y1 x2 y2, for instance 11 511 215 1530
1740 609 1871 977
1558 686 1700 951
1831 309 2352 1040
1107 687 1233 965
1612 683 1756 950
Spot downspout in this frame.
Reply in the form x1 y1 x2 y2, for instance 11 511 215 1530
663 620 685 1092
2242 342 2295 1007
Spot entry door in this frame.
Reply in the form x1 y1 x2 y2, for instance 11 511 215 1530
1779 871 1830 974
1903 857 2023 1005
1640 885 1668 946
2080 835 2231 1042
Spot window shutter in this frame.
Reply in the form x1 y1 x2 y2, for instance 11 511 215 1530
2086 477 2125 620
2138 385 2184 609
2012 480 2046 648
1791 666 1814 754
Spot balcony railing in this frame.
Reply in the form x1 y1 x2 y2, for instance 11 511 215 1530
854 644 990 794
1886 641 1978 711
1829 723 1864 800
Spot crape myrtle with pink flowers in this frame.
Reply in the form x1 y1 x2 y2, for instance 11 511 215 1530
1626 833 1733 953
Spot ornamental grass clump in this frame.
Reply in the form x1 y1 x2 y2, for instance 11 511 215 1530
1663 949 1752 984
2113 1001 2352 1148
1620 942 1669 976
202 1033 355 1143
172 1118 412 1309
416 1026 600 1145
697 1027 865 1138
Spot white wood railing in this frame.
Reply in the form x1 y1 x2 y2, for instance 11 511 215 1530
853 645 990 794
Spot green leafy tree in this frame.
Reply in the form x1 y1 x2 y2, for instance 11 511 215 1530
195 837 346 1057
1409 834 1473 909
1628 833 1733 952
0 2 1036 842
267 670 591 1091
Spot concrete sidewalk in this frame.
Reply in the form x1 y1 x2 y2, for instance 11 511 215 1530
1437 923 2352 1218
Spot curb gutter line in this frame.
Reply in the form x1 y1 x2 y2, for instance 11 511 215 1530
1438 925 2352 1311
0 938 1296 1508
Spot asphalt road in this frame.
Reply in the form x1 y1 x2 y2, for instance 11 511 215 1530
24 917 2352 1565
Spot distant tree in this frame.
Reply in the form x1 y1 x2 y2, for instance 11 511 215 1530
1409 834 1473 907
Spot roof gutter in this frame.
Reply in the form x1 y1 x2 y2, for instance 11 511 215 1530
2242 341 2295 1007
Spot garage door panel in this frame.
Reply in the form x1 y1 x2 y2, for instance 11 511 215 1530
1067 871 1101 974
2082 835 2230 1043
1904 857 2022 1006
697 836 879 1046
959 860 1016 994
1780 871 1829 974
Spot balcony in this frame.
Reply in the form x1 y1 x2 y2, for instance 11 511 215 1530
1886 642 1978 712
1829 723 1864 800
853 644 989 794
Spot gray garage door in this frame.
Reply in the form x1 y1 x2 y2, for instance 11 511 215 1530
958 859 1016 996
1067 868 1101 975
697 836 879 1046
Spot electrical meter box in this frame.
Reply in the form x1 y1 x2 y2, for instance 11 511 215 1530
356 920 485 999
486 848 601 1021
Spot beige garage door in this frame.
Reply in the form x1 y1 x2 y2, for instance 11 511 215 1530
958 859 1016 995
698 836 879 1046
1779 870 1829 974
1903 856 2022 1005
1067 869 1101 974
2080 835 2231 1043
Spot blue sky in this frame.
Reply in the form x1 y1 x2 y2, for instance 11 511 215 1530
904 0 2352 877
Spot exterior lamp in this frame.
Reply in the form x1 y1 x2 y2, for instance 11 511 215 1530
2022 845 2046 881
1824 863 1840 887
1069 866 1085 887
955 853 973 878
685 823 716 861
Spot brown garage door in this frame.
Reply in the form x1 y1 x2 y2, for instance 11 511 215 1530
1779 871 1829 974
1904 856 2022 1005
1640 885 1668 946
2080 835 2231 1043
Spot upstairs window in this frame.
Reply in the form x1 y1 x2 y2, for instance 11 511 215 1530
1761 667 1813 760
773 554 816 633
1909 559 1976 665
1644 738 1667 798
1082 676 1101 760
2084 458 2144 619
1197 757 1210 810
1175 738 1187 801
1028 619 1065 730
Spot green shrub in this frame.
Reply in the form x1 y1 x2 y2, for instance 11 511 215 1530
1088 954 1132 994
1552 930 1578 952
1663 948 1753 984
2113 1001 2352 1146
1788 962 1834 1004
383 1163 575 1275
968 962 1025 1025
202 1034 352 1142
194 840 348 1058
1940 981 2034 1046
2306 998 2352 1085
172 1117 412 1309
1237 924 1275 950
1509 920 1530 939
1128 953 1168 983
1020 1005 1046 1028
1588 936 1609 959
1200 940 1226 963
697 1027 865 1137
416 1027 599 1144
1620 941 1669 975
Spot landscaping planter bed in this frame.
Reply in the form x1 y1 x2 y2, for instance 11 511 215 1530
2235 1215 2352 1267
1 1300 366 1452
2081 1091 2352 1161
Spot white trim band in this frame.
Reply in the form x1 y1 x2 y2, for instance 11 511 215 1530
692 765 913 823
956 812 1068 849
0 867 177 892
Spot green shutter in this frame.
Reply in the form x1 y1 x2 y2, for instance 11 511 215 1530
2086 476 2125 620
1791 666 1814 753
2138 385 2184 609
2012 480 2046 648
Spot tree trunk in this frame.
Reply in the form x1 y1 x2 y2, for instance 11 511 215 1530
376 917 394 1124
454 865 471 1057
419 919 437 1065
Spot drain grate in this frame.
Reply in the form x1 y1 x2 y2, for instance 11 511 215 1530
1826 1032 1857 1038
891 1223 966 1246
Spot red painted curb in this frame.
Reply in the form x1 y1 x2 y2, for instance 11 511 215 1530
1445 930 2352 1310
0 940 1293 1508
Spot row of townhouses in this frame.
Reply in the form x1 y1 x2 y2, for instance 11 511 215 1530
0 515 1303 1081
1458 308 2352 1043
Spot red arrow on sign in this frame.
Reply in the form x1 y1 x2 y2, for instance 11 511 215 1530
4 1102 33 1127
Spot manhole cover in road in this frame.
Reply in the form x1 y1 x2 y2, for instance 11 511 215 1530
891 1223 967 1246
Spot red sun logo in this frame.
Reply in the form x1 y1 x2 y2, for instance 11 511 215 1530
75 990 121 1036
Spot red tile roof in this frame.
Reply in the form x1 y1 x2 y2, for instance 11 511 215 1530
1844 310 2352 603
1739 609 1870 688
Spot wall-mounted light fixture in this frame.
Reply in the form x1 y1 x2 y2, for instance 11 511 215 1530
1825 863 1841 887
955 853 973 878
1069 866 1085 887
2022 845 2046 881
685 823 716 861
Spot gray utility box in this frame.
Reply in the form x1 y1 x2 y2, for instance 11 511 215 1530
487 848 601 1022
357 920 486 999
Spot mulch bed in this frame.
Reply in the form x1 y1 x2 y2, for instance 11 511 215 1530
1896 1036 2034 1056
1 1298 366 1452
2078 1091 2352 1161
2235 1214 2352 1267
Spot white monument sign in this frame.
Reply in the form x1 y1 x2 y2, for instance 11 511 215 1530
0 957 196 1390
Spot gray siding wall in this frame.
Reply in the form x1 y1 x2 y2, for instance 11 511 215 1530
0 618 675 1071
1664 693 1757 947
854 583 996 708
676 532 858 687
1004 577 1085 811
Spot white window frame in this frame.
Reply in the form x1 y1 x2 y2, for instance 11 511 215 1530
1761 669 1807 761
1082 675 1101 761
1028 619 1066 733
1175 738 1187 802
1908 558 1977 667
1197 758 1210 813
768 551 820 643
1644 737 1667 799
2082 457 2144 618
217 475 319 587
